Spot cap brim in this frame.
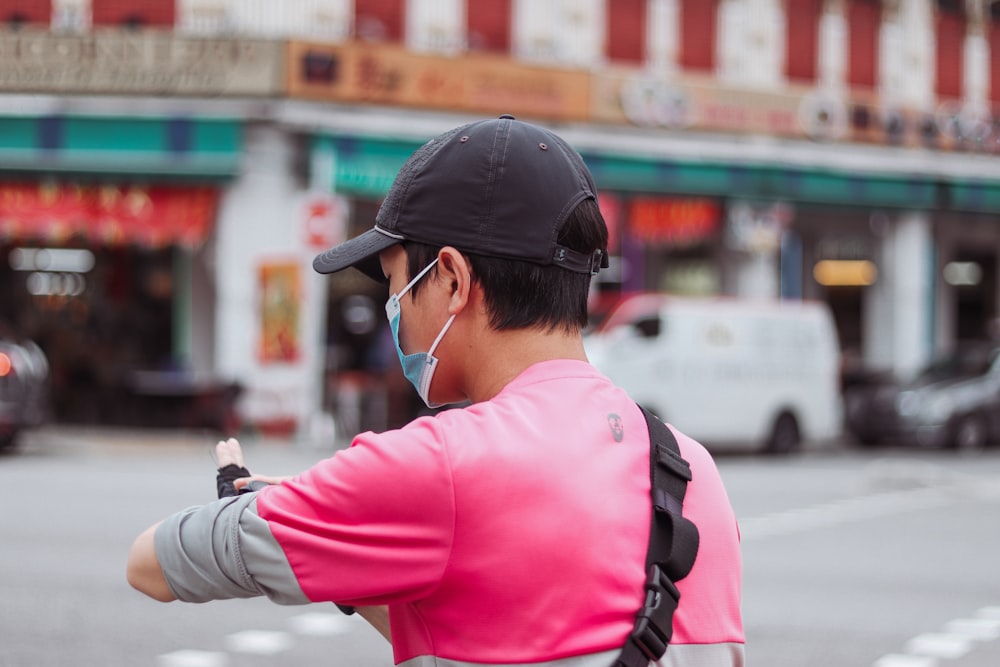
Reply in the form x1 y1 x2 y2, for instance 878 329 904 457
312 228 400 280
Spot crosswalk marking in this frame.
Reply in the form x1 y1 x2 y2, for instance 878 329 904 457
873 606 1000 666
944 618 1000 642
872 655 936 667
156 650 228 667
287 611 357 636
157 613 361 664
906 633 972 660
224 630 293 655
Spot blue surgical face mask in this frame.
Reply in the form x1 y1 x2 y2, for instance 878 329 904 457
385 258 457 408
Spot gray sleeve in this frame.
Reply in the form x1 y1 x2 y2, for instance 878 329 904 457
154 493 310 605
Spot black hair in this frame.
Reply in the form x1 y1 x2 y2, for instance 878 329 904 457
404 198 608 332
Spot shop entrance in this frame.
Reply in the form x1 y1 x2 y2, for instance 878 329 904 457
0 180 229 430
2 243 189 426
947 251 997 341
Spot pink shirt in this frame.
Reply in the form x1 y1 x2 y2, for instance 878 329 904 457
256 359 743 664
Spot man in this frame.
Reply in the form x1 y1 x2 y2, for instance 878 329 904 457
127 115 744 666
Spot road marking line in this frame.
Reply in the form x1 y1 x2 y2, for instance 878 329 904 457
224 630 293 655
156 650 228 667
739 487 949 540
905 633 972 660
872 654 937 667
873 602 1000 666
287 612 356 636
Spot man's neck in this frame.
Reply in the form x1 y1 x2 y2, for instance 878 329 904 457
463 327 588 403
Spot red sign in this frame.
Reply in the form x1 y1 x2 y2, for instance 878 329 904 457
302 194 345 250
0 182 219 248
629 197 721 246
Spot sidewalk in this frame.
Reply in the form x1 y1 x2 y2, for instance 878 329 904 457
18 422 347 458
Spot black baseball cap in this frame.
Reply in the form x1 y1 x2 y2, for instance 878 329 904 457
312 115 608 280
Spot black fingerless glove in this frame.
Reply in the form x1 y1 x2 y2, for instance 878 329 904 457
217 463 252 498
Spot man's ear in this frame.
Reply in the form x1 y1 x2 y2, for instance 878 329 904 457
437 247 472 313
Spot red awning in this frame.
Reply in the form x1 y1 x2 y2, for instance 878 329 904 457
0 182 219 248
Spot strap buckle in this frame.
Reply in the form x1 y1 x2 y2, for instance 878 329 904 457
629 564 681 660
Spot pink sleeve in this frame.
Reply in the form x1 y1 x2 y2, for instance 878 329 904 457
254 419 456 607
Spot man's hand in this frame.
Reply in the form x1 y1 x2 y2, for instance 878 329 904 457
215 437 245 468
215 437 291 496
215 438 252 498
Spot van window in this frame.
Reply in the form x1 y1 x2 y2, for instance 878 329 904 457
634 315 661 338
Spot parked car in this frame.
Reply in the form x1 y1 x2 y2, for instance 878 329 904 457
0 324 50 451
844 342 1000 450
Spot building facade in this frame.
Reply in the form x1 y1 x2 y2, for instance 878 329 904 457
2 0 1000 438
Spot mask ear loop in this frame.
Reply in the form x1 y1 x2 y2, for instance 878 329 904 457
427 313 457 356
398 258 440 299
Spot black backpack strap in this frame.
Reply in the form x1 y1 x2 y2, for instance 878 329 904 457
613 407 701 667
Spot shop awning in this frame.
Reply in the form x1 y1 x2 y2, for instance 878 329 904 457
0 182 219 248
0 116 243 179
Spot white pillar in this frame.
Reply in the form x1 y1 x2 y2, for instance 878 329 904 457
733 252 780 299
727 201 783 299
863 238 891 373
302 141 338 448
886 211 935 377
214 124 325 438
935 230 957 350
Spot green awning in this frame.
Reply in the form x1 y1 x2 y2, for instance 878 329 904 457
583 155 940 209
314 135 419 197
0 115 243 179
317 132 997 213
948 182 1000 213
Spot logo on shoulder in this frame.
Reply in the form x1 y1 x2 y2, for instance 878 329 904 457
607 413 624 442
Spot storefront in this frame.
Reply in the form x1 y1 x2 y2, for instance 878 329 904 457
0 28 290 431
0 115 243 427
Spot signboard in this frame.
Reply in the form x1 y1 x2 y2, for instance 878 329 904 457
287 41 590 122
0 182 219 247
843 93 999 153
629 197 721 246
0 29 284 96
592 69 1000 154
301 193 346 250
593 70 804 137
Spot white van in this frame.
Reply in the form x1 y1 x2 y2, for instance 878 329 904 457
584 293 843 453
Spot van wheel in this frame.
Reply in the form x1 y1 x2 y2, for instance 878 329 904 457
767 413 801 455
953 414 987 452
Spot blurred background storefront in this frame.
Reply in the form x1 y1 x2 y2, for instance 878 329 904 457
3 0 1000 440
